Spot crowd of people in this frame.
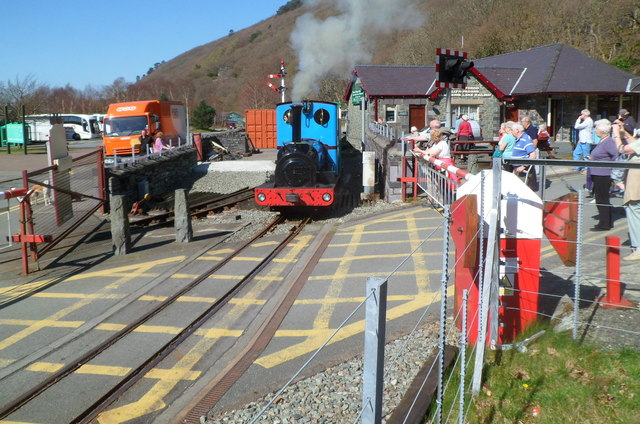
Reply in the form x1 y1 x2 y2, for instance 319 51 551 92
403 108 640 259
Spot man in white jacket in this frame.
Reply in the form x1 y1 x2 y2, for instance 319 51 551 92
573 109 594 172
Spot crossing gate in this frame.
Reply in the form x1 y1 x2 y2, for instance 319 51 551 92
12 149 107 274
400 138 470 209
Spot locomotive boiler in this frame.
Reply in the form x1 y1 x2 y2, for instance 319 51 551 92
254 100 342 208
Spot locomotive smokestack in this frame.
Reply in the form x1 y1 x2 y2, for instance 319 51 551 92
290 104 303 143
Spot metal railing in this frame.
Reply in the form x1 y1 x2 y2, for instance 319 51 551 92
369 121 397 139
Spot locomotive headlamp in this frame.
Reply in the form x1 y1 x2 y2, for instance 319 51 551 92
322 193 332 202
257 193 266 202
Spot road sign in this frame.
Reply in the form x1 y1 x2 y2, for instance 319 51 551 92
352 82 364 105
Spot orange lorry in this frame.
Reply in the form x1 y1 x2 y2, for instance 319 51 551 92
102 100 187 161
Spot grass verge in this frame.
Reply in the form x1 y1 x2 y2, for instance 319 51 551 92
430 324 640 423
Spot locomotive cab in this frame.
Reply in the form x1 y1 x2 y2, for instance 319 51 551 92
255 100 342 207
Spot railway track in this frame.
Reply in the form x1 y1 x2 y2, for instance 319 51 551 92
0 214 312 423
0 188 255 266
129 187 255 227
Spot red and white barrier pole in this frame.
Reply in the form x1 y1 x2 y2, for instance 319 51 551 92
425 155 471 181
0 188 28 200
600 236 633 309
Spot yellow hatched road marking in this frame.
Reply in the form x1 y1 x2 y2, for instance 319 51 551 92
27 362 65 373
258 210 440 369
309 269 440 280
32 293 125 300
0 258 181 352
336 227 438 236
0 279 56 298
294 294 416 305
256 288 452 369
249 241 280 247
0 319 84 328
96 235 313 424
0 359 14 367
314 224 364 330
329 238 442 247
144 368 200 381
319 252 451 262
24 362 201 380
206 248 235 255
340 208 426 229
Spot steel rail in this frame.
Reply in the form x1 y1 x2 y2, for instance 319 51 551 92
0 215 285 420
130 187 254 227
73 216 310 424
180 221 333 423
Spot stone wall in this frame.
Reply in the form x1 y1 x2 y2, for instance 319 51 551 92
107 148 197 205
429 78 501 138
362 130 409 203
201 130 250 157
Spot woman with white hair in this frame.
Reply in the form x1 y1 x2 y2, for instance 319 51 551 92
588 119 618 231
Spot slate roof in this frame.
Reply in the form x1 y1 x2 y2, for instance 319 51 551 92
473 44 637 95
345 44 639 100
348 65 436 98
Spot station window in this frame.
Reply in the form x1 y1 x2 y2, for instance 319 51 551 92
385 106 397 123
453 105 479 121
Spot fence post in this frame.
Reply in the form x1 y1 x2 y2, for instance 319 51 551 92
459 289 469 424
110 194 131 255
472 160 502 395
436 205 451 424
573 189 584 339
600 236 632 308
362 277 387 424
96 148 107 213
174 188 192 243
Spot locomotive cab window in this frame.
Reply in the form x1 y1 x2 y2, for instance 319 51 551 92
314 108 330 126
283 109 291 124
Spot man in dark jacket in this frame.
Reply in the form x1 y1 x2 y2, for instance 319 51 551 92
617 109 637 139
138 129 154 153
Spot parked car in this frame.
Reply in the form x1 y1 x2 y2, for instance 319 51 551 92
65 126 80 141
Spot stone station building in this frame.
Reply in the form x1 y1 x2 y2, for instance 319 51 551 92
345 43 639 144
343 43 640 202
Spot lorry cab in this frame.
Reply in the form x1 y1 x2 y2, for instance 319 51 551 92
102 100 186 160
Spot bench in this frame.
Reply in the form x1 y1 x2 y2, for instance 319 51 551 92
451 140 498 156
539 145 560 158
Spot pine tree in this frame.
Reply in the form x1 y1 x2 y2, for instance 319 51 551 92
191 100 216 129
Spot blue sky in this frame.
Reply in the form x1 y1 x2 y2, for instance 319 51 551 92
0 0 287 90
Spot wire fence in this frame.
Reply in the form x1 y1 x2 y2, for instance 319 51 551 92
0 177 24 255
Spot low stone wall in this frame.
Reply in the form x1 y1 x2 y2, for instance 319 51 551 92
106 147 197 205
201 130 250 157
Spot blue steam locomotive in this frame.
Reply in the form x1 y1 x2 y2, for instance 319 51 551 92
254 100 342 207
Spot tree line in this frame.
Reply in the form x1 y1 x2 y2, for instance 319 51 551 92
0 74 219 129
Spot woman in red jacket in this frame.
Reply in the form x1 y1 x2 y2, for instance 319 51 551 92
455 114 474 157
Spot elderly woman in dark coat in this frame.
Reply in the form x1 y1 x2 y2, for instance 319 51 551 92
588 119 618 231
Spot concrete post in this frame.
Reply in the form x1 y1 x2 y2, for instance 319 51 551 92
110 194 131 255
174 188 192 243
362 277 387 424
